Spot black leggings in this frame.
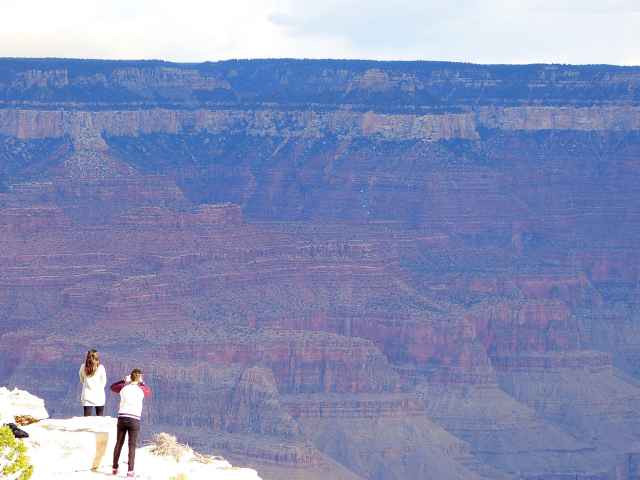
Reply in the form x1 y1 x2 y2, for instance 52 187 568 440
112 417 140 472
83 405 104 416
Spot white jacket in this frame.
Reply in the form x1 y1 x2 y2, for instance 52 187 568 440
78 364 107 407
116 382 150 420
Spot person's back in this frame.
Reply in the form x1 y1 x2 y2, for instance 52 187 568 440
117 381 149 421
79 349 107 416
110 369 151 477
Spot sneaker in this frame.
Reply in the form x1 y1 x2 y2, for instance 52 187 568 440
112 467 118 475
126 472 135 478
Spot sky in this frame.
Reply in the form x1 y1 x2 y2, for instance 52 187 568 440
0 0 639 65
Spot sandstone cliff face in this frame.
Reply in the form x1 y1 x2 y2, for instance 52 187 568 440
1 59 639 108
2 58 640 480
2 106 640 143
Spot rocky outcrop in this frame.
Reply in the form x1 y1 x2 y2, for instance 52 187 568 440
1 387 261 480
289 397 506 480
495 351 640 451
468 299 581 355
0 108 482 141
169 331 401 394
22 417 259 479
2 106 640 143
416 380 620 479
1 59 638 108
220 367 302 439
0 387 49 424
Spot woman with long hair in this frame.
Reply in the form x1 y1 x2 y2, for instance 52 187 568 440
79 349 107 416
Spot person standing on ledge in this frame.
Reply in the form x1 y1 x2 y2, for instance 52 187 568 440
110 368 151 478
79 349 107 416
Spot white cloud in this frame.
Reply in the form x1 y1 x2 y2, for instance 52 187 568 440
0 0 637 64
526 0 640 13
0 0 288 60
268 0 640 64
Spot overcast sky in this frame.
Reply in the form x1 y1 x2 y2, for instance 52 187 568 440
1 0 638 65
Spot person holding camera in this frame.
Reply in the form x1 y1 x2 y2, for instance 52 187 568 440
110 368 151 477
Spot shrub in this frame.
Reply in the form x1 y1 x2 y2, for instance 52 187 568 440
150 432 192 462
0 425 32 480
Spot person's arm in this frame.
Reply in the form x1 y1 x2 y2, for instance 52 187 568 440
138 382 151 397
110 379 126 393
99 365 107 388
78 365 84 383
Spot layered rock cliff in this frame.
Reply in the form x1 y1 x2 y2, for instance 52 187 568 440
2 58 640 479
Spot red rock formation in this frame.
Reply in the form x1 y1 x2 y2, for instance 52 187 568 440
468 300 581 355
219 367 302 439
168 331 400 394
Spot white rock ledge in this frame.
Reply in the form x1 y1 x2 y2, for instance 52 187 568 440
0 387 49 424
1 388 262 480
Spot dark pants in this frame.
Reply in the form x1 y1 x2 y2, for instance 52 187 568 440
112 417 140 472
83 405 104 416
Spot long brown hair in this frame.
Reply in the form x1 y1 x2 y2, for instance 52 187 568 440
84 349 100 377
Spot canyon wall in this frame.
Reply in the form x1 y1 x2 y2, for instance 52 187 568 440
1 58 640 479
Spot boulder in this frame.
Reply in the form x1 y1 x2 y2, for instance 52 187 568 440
0 387 49 425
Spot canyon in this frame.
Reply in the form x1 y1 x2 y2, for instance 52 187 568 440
1 58 640 479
